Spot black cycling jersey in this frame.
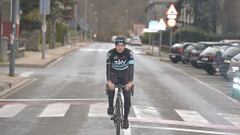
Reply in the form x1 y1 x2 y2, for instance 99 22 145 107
106 48 134 83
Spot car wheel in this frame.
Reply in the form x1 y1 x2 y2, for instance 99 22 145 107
191 62 200 68
171 59 178 63
223 75 230 81
206 68 216 75
182 60 189 64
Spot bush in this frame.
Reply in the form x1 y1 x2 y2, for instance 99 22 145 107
56 23 68 45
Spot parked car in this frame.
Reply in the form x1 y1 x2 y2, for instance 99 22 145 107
130 36 142 46
111 35 117 43
126 38 131 45
227 53 240 80
219 46 240 79
182 43 197 64
169 42 193 63
190 42 231 68
197 45 230 75
220 39 240 44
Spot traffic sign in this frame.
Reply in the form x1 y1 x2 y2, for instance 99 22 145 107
167 4 178 19
167 19 176 27
158 18 166 31
167 4 178 15
40 0 50 15
42 23 47 33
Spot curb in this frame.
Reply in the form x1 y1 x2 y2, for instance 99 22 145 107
0 78 33 98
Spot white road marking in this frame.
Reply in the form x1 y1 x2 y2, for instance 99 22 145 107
176 109 209 125
19 71 33 78
80 48 108 52
0 103 27 118
88 102 108 117
0 98 107 102
218 113 240 126
39 103 70 117
133 105 160 119
131 125 236 135
79 48 144 54
123 125 132 135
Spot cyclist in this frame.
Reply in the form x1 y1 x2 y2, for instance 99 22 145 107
106 36 134 129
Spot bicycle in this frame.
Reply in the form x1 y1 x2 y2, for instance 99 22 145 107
106 84 134 135
112 84 125 135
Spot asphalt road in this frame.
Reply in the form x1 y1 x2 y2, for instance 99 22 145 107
0 42 240 135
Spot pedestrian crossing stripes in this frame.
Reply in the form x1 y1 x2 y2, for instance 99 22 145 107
88 103 108 117
175 109 209 125
133 105 160 119
218 113 240 127
0 102 240 129
39 103 70 117
0 103 27 118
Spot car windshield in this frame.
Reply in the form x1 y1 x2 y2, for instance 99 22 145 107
223 47 240 57
233 53 240 60
201 47 219 55
172 43 184 48
196 43 207 50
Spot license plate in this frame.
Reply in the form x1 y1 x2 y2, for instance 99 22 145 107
224 60 231 63
171 55 176 58
202 57 208 61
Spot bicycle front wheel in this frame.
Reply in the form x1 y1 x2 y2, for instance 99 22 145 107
115 100 121 135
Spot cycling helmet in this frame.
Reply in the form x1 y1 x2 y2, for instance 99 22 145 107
115 36 126 45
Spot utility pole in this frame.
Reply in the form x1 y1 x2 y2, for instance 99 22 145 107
95 17 98 41
9 0 18 76
90 4 94 42
124 10 129 36
148 0 153 54
40 0 50 59
74 2 77 47
42 14 46 59
84 0 88 42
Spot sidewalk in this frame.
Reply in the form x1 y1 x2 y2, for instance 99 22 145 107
143 45 170 62
0 42 86 98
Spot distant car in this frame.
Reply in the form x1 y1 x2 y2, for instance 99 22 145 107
197 45 230 75
111 36 117 43
169 42 193 63
219 46 240 79
130 36 142 46
227 53 240 80
126 38 131 45
182 43 197 64
190 42 231 68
